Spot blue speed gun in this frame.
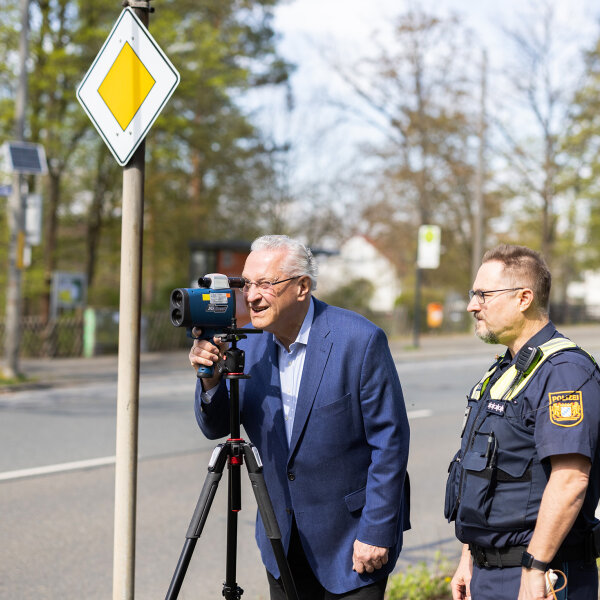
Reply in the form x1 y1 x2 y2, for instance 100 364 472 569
170 273 245 378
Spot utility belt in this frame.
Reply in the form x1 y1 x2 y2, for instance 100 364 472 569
469 524 600 568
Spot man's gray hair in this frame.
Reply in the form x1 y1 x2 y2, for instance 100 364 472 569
251 235 318 290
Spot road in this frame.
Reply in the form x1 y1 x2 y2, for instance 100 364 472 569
1 326 599 599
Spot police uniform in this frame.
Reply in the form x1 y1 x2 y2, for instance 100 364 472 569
445 322 600 599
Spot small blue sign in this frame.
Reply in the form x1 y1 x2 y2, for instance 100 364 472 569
0 184 12 196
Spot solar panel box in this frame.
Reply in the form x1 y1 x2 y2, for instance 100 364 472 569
3 141 48 175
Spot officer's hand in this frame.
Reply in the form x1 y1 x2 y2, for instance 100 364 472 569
518 568 548 600
351 540 388 574
189 328 229 390
451 545 472 600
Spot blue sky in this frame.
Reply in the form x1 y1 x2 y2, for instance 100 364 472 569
271 0 600 104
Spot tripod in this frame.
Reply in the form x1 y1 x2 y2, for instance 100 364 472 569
165 325 299 600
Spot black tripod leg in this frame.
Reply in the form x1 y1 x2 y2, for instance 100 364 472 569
243 444 299 600
223 442 243 600
165 444 228 600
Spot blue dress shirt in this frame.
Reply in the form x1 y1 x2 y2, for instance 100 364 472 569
274 298 314 443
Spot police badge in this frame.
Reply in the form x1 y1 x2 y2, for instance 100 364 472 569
549 391 583 427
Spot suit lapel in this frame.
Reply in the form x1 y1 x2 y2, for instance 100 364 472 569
288 299 332 458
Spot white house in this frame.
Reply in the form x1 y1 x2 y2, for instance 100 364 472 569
567 271 600 318
315 235 401 312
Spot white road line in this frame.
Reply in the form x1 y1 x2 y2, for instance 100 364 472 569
0 456 116 482
407 409 433 420
1 411 434 483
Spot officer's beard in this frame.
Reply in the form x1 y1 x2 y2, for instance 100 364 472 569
477 330 500 344
474 317 500 344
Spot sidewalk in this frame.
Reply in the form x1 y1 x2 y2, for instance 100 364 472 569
390 322 600 362
2 322 600 392
0 351 189 392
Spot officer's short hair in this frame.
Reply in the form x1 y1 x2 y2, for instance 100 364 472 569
482 244 551 314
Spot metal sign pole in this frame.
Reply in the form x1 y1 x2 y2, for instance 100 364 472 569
414 225 442 348
412 265 422 349
112 2 151 598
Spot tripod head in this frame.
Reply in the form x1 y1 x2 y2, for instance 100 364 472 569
215 318 262 380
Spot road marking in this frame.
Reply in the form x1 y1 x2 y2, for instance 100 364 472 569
407 409 433 420
0 456 116 482
0 410 433 483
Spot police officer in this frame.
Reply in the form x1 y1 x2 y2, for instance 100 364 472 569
445 245 600 600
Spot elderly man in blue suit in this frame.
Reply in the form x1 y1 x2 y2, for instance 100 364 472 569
189 235 410 599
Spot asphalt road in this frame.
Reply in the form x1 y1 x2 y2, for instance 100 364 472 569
2 325 599 599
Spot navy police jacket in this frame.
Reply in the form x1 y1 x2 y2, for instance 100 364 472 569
195 298 411 594
445 322 600 550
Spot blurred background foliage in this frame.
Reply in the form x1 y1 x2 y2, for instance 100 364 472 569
1 0 600 329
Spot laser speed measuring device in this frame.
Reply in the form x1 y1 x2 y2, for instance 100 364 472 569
170 273 252 378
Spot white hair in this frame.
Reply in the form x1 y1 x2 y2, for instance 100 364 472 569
250 235 318 290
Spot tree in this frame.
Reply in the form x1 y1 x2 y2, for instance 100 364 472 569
491 0 597 314
560 32 600 285
494 0 578 264
127 0 293 305
0 0 292 316
327 8 493 295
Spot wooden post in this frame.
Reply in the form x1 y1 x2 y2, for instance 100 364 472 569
112 2 151 598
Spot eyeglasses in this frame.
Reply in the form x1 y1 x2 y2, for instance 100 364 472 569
242 276 300 294
468 288 524 304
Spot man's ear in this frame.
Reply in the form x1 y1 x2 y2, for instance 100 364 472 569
518 288 535 312
297 276 312 301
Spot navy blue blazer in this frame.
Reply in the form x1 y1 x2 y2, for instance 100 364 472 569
195 298 410 594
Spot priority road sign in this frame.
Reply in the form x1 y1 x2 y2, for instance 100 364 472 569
76 8 180 166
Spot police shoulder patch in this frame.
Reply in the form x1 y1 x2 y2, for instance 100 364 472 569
549 391 583 427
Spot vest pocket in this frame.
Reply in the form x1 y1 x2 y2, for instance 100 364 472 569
457 447 494 528
444 450 462 522
487 449 533 530
458 437 534 531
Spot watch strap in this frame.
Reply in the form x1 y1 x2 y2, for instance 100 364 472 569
521 551 548 572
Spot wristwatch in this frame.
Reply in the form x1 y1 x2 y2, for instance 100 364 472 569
520 551 549 572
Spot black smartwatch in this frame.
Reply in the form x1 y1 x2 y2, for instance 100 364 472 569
520 551 548 572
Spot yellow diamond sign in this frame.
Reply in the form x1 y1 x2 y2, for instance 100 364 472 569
76 8 180 166
98 42 156 131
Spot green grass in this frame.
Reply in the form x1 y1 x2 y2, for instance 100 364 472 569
0 372 31 386
386 554 452 600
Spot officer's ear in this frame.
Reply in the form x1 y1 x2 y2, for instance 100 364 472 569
517 287 535 313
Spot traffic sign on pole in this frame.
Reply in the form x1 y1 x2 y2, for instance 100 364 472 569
76 8 179 166
417 224 442 269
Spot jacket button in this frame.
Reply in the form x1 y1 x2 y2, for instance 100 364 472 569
287 472 295 481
